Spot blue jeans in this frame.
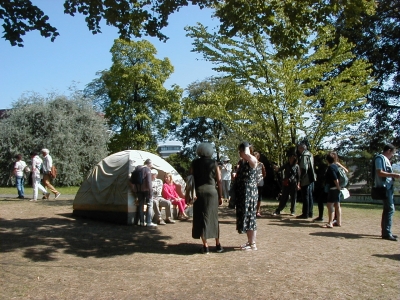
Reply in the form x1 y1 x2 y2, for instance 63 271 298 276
381 186 395 237
15 176 25 198
137 192 153 225
301 182 314 217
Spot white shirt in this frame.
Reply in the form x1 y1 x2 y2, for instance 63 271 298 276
14 161 27 177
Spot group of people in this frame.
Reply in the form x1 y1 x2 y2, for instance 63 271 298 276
12 149 61 202
128 158 189 228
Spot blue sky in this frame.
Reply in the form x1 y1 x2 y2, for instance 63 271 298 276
1 1 219 109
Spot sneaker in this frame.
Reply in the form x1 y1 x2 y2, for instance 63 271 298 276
313 217 324 222
45 192 50 200
146 223 158 227
216 244 224 253
55 192 61 199
29 199 37 202
296 214 308 219
240 242 250 250
290 213 295 216
272 211 280 216
202 245 209 254
165 218 175 224
157 219 166 225
42 196 47 199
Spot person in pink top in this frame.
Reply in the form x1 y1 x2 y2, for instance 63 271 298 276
162 173 189 220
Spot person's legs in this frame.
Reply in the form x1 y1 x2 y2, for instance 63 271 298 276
222 180 230 199
326 202 334 226
159 199 172 220
32 177 39 200
145 196 154 225
137 193 145 225
308 182 314 218
276 186 289 214
16 176 24 198
301 184 310 217
334 202 341 226
289 184 297 214
382 187 394 237
42 174 58 194
152 198 161 221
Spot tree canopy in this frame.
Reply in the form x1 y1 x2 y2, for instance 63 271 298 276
185 24 375 163
85 39 183 153
0 91 110 186
0 0 218 47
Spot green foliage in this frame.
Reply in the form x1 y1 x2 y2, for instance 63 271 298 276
1 0 218 47
214 0 376 57
178 77 244 160
165 153 192 178
85 39 183 153
185 24 375 165
0 91 110 186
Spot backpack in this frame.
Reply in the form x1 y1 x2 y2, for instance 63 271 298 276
130 166 144 186
337 166 348 187
50 165 57 179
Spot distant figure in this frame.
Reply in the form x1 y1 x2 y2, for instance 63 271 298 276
13 154 27 199
254 152 266 217
41 149 61 199
296 143 316 219
235 142 259 251
219 157 232 201
273 154 300 216
29 151 48 202
191 143 224 254
374 144 400 241
151 169 175 225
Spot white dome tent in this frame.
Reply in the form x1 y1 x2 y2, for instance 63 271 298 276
73 150 185 225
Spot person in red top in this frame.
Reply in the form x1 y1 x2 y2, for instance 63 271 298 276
162 173 189 220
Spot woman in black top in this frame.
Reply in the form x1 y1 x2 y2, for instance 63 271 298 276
323 154 342 228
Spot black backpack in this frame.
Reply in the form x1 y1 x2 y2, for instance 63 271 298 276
130 166 144 186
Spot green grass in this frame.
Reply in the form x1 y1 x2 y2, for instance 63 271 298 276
0 186 80 195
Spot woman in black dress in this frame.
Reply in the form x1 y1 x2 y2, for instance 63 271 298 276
191 143 224 254
235 142 259 250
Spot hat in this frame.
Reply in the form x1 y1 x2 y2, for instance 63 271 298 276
222 156 230 162
151 169 158 175
41 148 49 154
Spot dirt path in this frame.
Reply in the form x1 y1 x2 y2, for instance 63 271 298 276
1 197 399 300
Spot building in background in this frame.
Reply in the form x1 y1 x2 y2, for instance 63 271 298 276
157 141 183 158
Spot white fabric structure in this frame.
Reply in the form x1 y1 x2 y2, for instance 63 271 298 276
73 150 185 225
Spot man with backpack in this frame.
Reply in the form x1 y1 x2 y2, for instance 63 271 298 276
129 158 157 227
296 143 317 219
374 144 400 241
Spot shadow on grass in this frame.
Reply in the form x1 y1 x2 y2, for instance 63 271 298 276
372 254 400 261
0 212 208 262
310 231 380 240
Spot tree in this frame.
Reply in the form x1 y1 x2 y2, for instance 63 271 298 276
165 152 192 178
0 0 218 47
214 0 376 57
185 24 375 164
334 0 400 152
0 91 110 186
85 39 183 153
177 77 243 160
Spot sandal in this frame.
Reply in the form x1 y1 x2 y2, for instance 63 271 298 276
322 223 333 228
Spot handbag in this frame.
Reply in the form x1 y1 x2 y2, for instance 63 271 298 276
340 188 350 200
371 186 387 200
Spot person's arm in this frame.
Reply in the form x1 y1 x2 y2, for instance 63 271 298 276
240 146 257 168
215 162 223 205
261 163 266 178
376 156 400 179
336 162 348 173
13 162 18 176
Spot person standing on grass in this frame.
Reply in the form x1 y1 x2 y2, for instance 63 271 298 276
13 154 27 199
297 143 316 219
254 152 266 217
235 142 259 251
41 149 61 199
374 143 400 241
322 154 342 228
219 157 232 202
30 151 48 202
